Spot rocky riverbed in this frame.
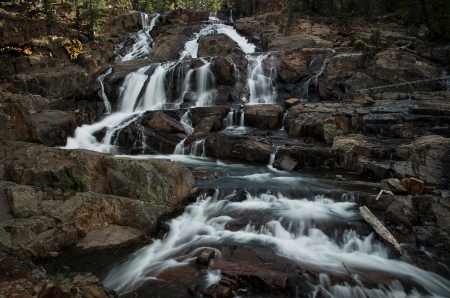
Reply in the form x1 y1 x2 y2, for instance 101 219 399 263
0 4 450 297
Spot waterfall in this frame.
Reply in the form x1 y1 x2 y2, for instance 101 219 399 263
117 65 153 113
115 13 160 63
97 68 112 113
239 110 244 126
173 139 205 156
246 54 276 104
229 10 234 23
223 110 237 128
196 60 218 107
138 62 176 111
301 55 327 101
180 110 194 134
178 69 195 104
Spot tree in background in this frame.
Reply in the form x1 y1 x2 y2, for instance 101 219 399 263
80 0 108 38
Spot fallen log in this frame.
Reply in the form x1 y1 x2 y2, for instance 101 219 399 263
360 206 404 257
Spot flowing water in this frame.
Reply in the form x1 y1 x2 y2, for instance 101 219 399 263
115 13 160 62
62 15 450 298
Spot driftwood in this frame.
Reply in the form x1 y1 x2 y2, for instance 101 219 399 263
375 189 394 200
360 206 404 257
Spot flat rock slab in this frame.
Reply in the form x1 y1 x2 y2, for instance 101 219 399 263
76 224 145 250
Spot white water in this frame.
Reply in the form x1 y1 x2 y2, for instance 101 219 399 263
229 10 234 23
139 62 175 111
116 13 160 62
97 68 112 113
103 192 450 296
301 55 327 100
196 60 218 107
246 54 277 104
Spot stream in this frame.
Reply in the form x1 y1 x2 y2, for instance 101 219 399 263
58 12 450 298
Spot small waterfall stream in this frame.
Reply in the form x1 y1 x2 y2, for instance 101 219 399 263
97 68 112 113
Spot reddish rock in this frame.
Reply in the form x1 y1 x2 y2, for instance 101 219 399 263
381 178 407 194
197 249 215 265
202 284 232 298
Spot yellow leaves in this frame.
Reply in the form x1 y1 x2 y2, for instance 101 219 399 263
64 39 83 60
0 45 32 55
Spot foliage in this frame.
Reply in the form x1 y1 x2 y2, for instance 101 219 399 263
80 0 108 38
353 40 367 51
0 45 32 55
64 39 83 59
369 29 381 47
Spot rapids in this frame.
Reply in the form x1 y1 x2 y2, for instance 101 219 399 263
62 12 450 298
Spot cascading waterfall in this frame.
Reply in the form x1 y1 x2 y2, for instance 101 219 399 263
229 10 234 23
196 60 218 107
178 68 195 104
103 192 450 296
139 62 176 111
97 68 112 113
115 13 160 63
246 54 277 104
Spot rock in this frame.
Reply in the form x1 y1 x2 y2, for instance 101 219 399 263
202 284 233 298
4 184 43 218
401 178 424 195
203 134 273 162
243 104 284 129
0 103 36 142
381 178 407 194
190 106 230 128
197 248 215 265
198 35 237 57
279 156 298 171
0 141 195 206
385 196 414 230
284 98 300 108
30 110 78 146
149 35 185 62
13 65 89 99
213 55 236 85
75 224 145 250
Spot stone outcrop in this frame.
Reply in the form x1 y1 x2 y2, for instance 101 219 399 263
198 34 237 57
149 34 185 61
0 140 195 256
0 247 117 297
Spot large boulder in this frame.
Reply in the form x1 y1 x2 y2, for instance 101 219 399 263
12 65 89 99
198 34 237 57
243 104 284 129
30 110 78 146
202 134 273 162
149 35 185 62
0 140 195 204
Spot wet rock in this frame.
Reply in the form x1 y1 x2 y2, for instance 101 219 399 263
198 34 237 57
202 284 232 298
279 156 299 171
243 104 284 129
197 248 215 265
381 178 407 194
190 106 230 128
213 55 236 85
